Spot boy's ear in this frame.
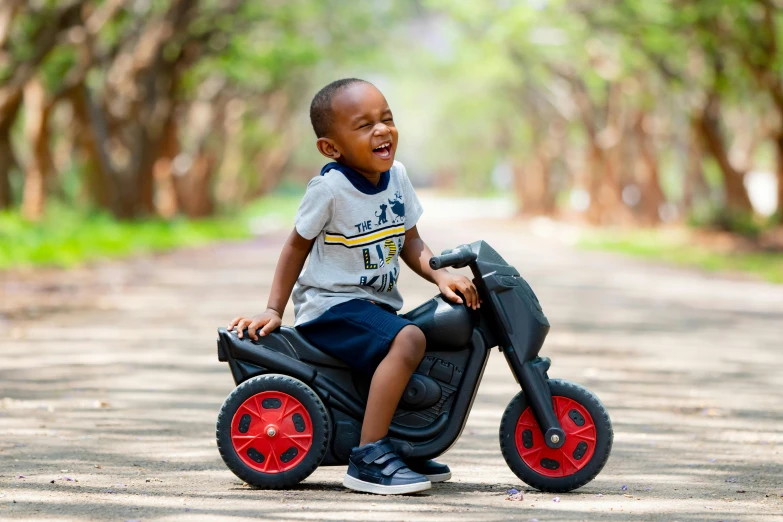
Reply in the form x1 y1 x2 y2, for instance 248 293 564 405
316 137 341 160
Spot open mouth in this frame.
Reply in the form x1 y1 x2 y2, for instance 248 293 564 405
373 142 392 160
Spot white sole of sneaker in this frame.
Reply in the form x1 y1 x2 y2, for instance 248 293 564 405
425 471 451 483
343 474 432 495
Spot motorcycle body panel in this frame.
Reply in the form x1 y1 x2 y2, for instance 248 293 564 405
217 240 554 463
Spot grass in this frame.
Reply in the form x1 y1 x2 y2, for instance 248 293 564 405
578 228 783 284
0 193 302 270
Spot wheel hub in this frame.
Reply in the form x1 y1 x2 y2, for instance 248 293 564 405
514 396 597 478
229 391 313 474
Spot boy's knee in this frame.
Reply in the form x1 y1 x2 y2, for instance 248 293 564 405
393 325 426 367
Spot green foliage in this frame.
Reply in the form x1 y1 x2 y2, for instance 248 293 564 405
686 206 772 239
0 193 301 270
39 46 77 93
579 229 783 284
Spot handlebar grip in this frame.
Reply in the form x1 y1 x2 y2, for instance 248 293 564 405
429 245 477 270
430 251 464 270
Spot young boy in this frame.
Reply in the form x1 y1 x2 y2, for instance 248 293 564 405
228 78 480 495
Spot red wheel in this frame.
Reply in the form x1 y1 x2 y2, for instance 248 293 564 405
231 391 313 474
500 379 612 492
217 374 329 488
514 396 596 477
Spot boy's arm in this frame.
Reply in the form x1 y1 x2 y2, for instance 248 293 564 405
229 228 314 339
401 225 480 310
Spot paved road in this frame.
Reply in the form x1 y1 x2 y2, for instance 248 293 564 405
1 200 782 521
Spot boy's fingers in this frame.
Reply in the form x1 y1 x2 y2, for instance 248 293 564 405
442 287 463 304
470 285 480 308
235 319 250 338
228 317 241 329
248 320 265 340
463 281 478 308
457 283 471 307
458 282 476 309
259 320 277 336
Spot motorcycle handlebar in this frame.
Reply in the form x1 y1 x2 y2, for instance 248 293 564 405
429 246 477 270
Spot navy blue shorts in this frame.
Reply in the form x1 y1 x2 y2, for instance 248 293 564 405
296 299 414 374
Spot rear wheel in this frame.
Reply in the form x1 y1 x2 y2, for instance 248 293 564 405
216 374 330 488
499 379 612 492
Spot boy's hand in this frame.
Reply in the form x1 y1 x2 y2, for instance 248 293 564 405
227 309 282 340
435 272 481 310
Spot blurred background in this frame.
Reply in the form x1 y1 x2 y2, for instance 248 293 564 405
1 0 781 281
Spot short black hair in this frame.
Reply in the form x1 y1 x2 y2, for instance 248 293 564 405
310 78 369 138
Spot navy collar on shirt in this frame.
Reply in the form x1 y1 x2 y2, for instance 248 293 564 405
320 162 390 195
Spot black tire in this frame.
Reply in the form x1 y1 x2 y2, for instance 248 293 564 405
499 379 612 492
216 374 330 488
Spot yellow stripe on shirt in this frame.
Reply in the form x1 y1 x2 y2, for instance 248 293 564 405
324 225 405 247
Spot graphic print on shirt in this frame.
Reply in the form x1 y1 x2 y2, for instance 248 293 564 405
360 267 398 292
321 192 407 293
375 204 388 226
388 191 405 223
383 239 397 263
359 235 399 287
324 191 405 292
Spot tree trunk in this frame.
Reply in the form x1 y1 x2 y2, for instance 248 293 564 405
21 79 53 221
0 92 21 209
584 143 605 225
152 115 180 218
68 83 117 210
0 1 85 118
517 146 555 216
174 151 215 218
0 1 24 47
635 112 665 224
100 0 195 219
214 99 245 207
586 139 633 226
568 77 632 225
775 131 783 220
683 117 709 214
134 128 158 218
696 95 753 213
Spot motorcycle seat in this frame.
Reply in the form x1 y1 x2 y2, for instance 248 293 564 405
277 296 475 365
225 295 474 369
277 327 350 368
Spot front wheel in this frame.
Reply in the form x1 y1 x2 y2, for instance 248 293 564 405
499 379 612 492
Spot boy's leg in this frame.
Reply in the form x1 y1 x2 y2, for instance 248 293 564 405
361 324 452 483
360 324 426 445
343 324 430 494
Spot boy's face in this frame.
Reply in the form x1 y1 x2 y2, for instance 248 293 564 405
317 83 397 178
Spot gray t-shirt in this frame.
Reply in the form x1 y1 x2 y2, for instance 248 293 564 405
291 161 424 326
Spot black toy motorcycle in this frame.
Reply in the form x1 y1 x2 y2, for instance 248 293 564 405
215 241 613 492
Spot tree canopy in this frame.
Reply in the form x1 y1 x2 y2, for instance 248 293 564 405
1 0 781 228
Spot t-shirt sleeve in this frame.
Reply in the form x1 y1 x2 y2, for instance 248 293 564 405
294 176 334 240
397 163 423 230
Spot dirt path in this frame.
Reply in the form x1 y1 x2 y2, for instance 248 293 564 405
1 202 782 521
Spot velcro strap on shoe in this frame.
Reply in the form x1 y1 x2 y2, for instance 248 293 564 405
374 452 396 466
362 442 396 464
381 458 408 477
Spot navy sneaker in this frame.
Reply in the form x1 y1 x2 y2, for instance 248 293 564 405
406 459 451 483
344 437 431 495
